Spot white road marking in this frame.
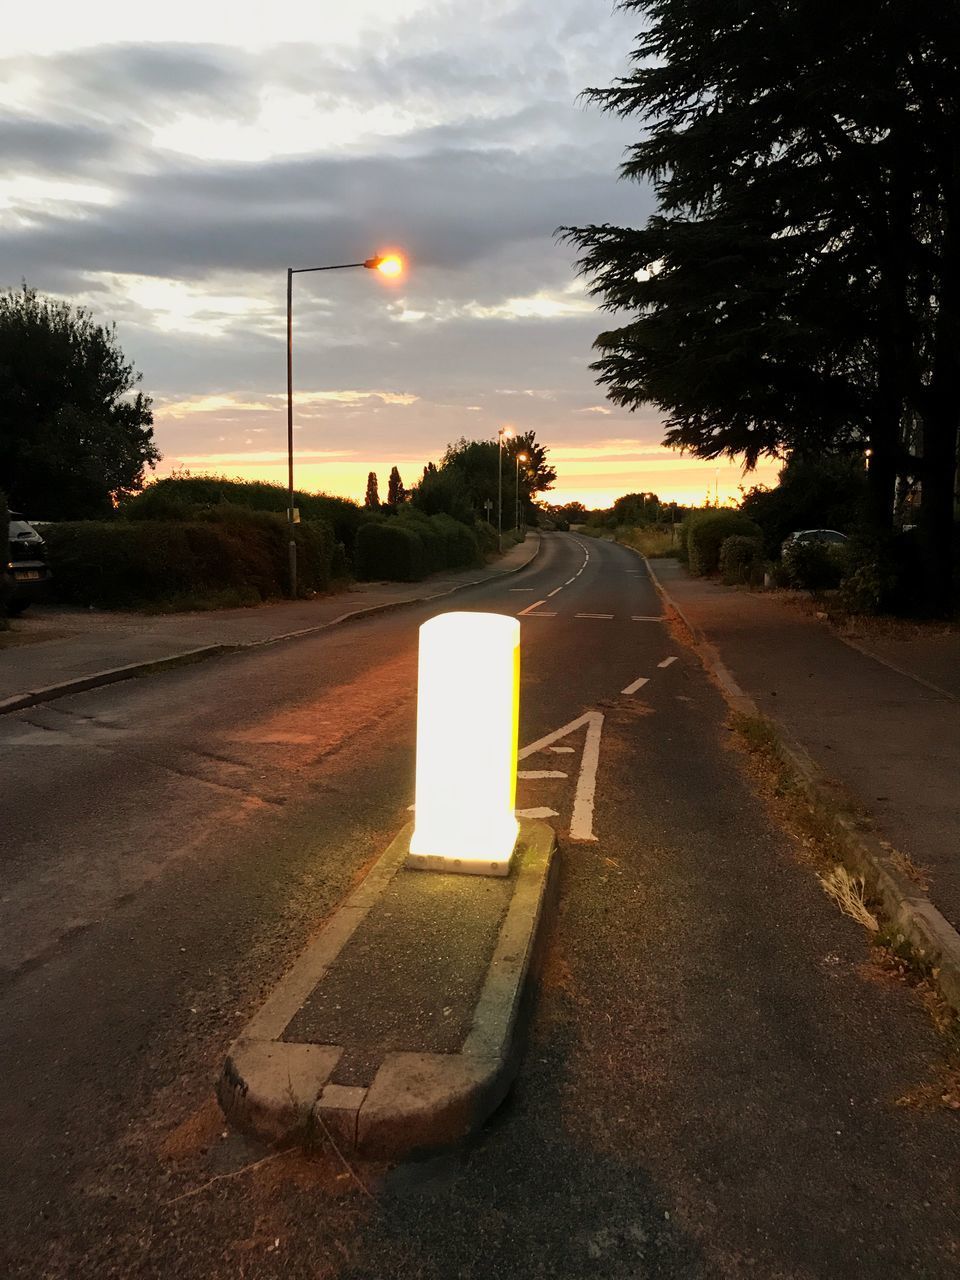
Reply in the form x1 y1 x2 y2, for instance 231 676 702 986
524 611 556 618
621 675 649 695
517 807 559 819
519 710 604 843
518 769 567 779
658 656 678 668
632 615 663 622
509 587 536 591
517 598 548 616
565 577 576 584
576 613 614 620
546 586 564 597
549 746 575 753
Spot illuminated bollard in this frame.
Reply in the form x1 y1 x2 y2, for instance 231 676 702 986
407 611 520 876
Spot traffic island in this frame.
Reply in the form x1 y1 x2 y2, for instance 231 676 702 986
217 819 558 1159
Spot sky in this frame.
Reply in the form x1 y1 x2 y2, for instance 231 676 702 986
0 0 779 509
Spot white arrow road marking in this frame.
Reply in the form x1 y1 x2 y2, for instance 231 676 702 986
658 656 678 668
519 711 604 842
518 769 567 779
621 675 649 695
517 807 560 819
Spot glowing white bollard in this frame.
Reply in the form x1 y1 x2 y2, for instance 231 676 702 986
407 611 520 876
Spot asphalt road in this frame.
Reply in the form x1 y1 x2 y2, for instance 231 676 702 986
1 532 958 1278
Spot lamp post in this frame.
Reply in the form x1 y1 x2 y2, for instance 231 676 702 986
497 426 512 552
515 452 528 533
285 252 402 597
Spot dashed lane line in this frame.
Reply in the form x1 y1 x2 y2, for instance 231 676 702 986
658 656 678 668
575 613 614 620
621 675 650 695
518 769 567 779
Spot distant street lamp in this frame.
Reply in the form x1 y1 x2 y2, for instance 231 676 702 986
515 452 528 532
497 426 512 552
285 252 403 597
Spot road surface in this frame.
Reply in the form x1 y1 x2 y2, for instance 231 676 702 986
2 532 958 1278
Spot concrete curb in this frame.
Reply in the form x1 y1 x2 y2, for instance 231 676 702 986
0 534 543 716
642 553 960 1018
217 819 559 1159
0 645 235 716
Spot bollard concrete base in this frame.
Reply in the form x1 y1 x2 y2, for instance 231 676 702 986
217 820 558 1160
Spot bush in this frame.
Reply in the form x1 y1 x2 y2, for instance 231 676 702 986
686 510 763 576
784 540 848 591
428 512 481 568
719 534 763 585
474 520 498 555
0 489 10 627
43 509 334 608
124 475 365 567
356 521 426 581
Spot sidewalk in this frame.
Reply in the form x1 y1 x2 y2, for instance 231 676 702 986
649 558 960 935
0 534 540 710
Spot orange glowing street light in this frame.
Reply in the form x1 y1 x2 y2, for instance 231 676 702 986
285 250 405 597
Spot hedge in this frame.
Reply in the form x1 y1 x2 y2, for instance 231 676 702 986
356 511 481 581
356 521 425 581
686 510 763 576
43 508 334 608
124 475 366 565
719 534 763 585
0 489 10 626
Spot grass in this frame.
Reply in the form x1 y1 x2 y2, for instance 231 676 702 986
614 526 681 558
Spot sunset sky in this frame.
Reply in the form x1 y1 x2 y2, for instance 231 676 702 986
0 0 779 509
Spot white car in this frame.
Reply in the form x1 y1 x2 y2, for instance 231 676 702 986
781 529 850 557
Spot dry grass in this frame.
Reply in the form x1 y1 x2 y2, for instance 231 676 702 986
817 866 879 932
614 526 679 558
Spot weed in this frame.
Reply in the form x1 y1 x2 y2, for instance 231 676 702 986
817 866 879 932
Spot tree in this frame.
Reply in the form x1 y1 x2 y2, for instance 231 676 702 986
364 471 380 509
387 465 406 506
562 1 960 612
0 285 158 518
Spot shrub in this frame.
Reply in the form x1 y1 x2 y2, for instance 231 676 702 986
687 510 763 576
428 512 481 568
124 475 365 567
356 521 426 581
43 510 333 609
474 520 498 555
0 489 10 627
719 534 763 585
784 540 849 591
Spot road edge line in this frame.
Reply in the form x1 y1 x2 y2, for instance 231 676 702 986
0 534 543 715
641 551 960 1019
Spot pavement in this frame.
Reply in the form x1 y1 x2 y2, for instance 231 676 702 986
0 532 540 709
648 558 960 938
2 532 960 1278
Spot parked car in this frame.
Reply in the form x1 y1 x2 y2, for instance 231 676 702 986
5 511 51 614
781 528 850 558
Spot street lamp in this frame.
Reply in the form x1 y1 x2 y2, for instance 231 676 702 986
285 252 403 597
515 452 528 532
497 426 512 552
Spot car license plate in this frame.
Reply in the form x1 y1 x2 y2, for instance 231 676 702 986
14 570 41 581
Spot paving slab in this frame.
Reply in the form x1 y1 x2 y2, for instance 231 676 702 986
648 557 960 935
218 819 558 1159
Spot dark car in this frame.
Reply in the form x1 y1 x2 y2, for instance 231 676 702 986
5 511 52 614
